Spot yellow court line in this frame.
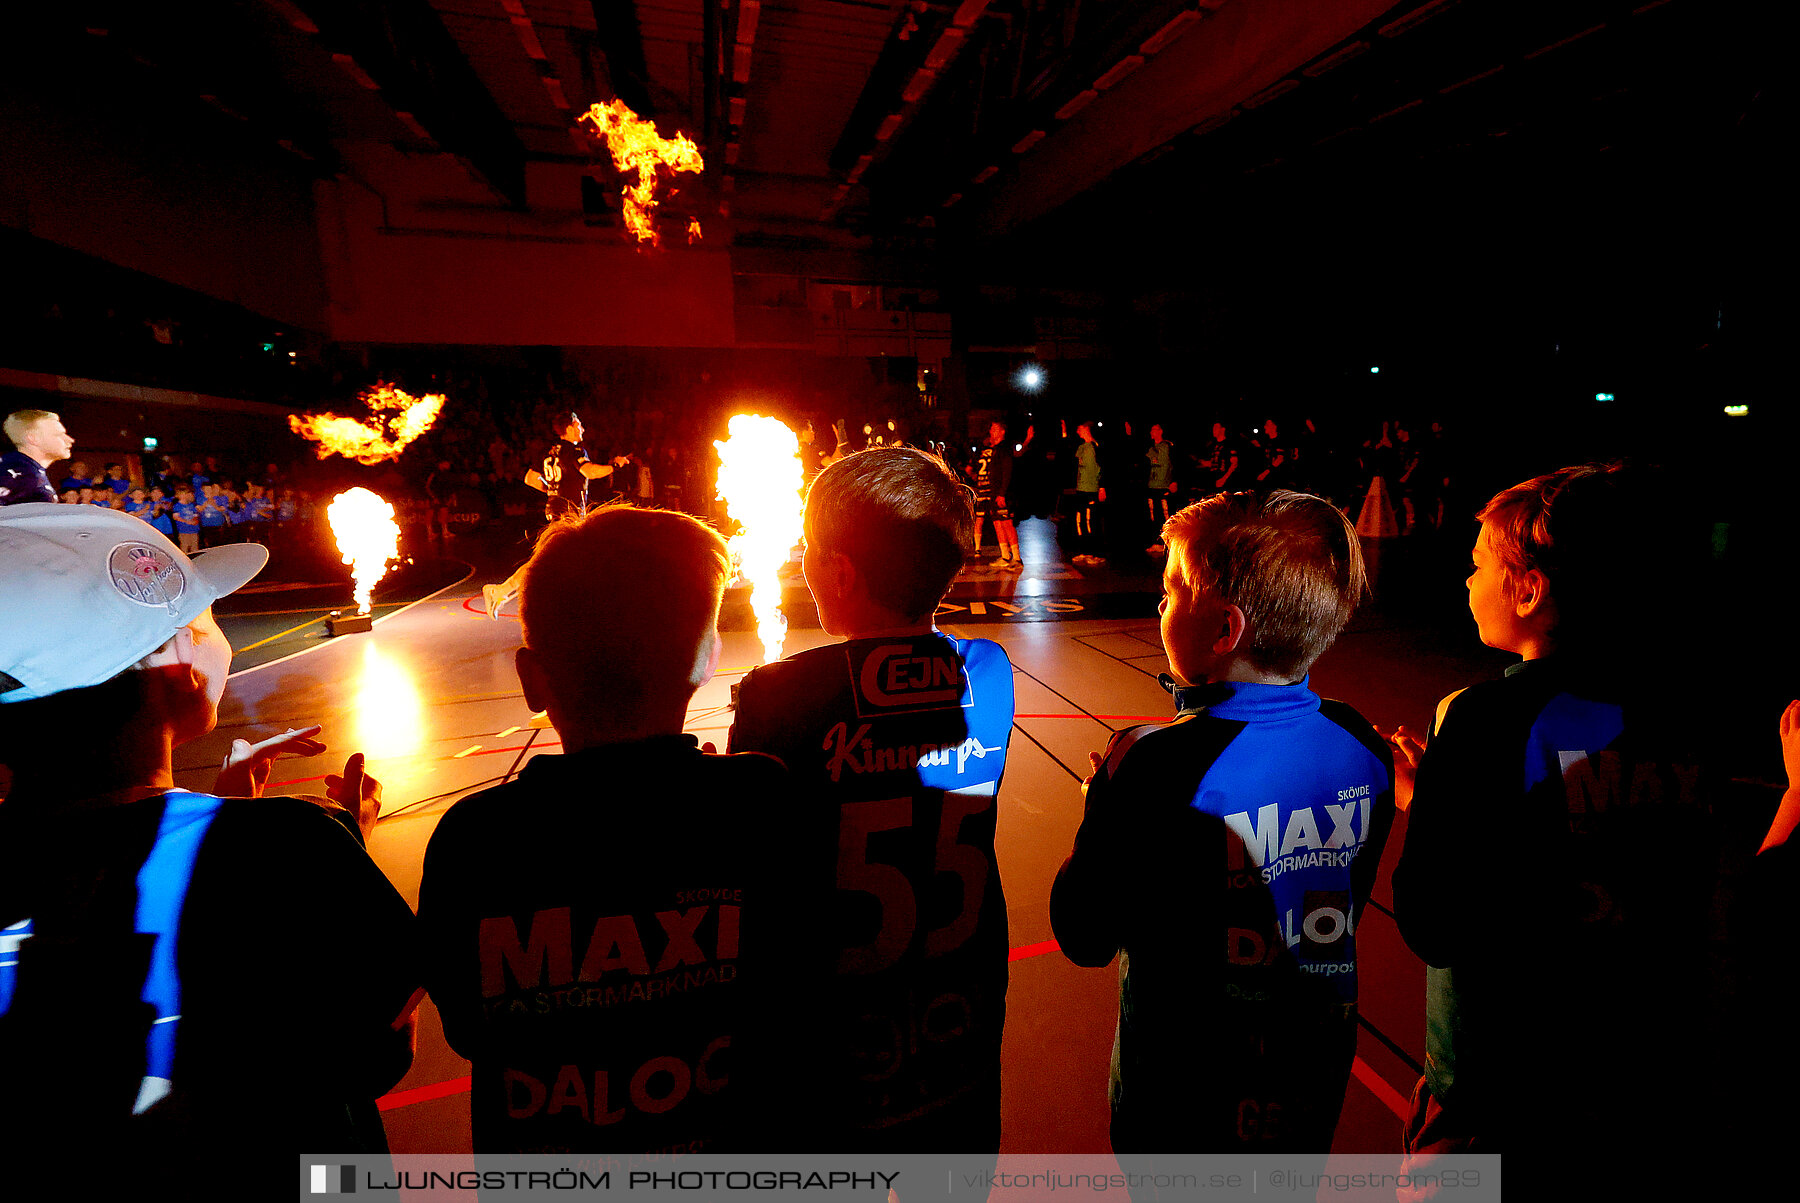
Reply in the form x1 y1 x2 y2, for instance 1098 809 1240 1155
453 745 483 759
497 726 522 738
234 614 332 654
223 601 404 618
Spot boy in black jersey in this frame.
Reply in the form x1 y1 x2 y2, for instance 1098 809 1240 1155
1390 463 1733 1163
1052 490 1392 1159
729 447 1015 1154
0 504 412 1178
420 506 793 1154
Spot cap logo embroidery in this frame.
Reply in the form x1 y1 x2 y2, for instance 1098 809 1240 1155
109 542 186 612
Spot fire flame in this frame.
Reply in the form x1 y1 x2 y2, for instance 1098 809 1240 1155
328 488 401 616
714 415 805 664
578 99 704 247
289 383 445 465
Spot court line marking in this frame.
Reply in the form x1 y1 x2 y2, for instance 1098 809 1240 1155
221 601 406 618
234 613 336 654
227 560 476 680
1351 1056 1411 1120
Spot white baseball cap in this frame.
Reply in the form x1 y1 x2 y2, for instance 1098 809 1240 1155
0 503 268 704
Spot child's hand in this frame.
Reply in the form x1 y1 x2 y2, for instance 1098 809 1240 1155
215 724 326 797
1386 725 1426 812
324 752 383 843
1760 701 1800 854
1783 700 1800 793
1080 750 1104 801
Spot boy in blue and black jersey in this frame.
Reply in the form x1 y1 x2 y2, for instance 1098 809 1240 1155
1052 489 1393 1155
729 447 1015 1154
1389 463 1740 1161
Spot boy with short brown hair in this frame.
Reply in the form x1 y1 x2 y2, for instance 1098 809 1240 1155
730 447 1016 1152
419 505 793 1154
1053 489 1393 1153
1391 462 1730 1159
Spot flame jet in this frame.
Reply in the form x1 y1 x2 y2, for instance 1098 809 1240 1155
289 383 445 465
714 415 805 664
578 99 704 247
327 488 401 616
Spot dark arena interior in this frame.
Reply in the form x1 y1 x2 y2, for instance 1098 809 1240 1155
1 0 1793 1195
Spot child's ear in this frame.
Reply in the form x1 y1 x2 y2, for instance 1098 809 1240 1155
1513 568 1551 617
816 549 857 604
691 628 722 690
1214 603 1249 656
515 645 550 714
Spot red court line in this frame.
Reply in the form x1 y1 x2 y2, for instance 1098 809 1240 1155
378 1075 472 1111
460 596 517 620
1350 1055 1411 1120
1016 714 1166 722
1008 939 1062 962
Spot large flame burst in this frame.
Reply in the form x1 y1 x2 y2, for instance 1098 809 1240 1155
328 488 401 616
289 383 445 465
714 415 805 664
579 99 704 247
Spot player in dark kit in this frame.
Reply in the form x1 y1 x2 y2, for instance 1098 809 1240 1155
971 421 1020 570
482 412 625 619
730 447 1015 1153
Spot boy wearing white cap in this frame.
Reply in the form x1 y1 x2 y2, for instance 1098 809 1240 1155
0 503 420 1174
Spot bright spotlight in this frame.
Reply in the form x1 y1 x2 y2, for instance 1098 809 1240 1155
1015 364 1045 393
1595 393 1615 402
1723 404 1749 417
1369 365 1380 374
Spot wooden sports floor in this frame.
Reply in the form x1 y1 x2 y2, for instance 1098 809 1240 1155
191 517 1506 1164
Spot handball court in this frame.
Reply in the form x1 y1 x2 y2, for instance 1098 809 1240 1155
190 517 1502 1166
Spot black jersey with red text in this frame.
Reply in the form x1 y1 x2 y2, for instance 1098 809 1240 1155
540 439 590 520
418 737 797 1154
729 633 1015 1150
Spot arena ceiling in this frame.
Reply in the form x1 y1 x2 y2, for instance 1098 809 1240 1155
13 1 1776 272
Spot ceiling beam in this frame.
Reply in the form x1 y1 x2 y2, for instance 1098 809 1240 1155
289 0 528 206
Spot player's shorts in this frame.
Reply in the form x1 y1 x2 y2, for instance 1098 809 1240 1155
977 497 1011 522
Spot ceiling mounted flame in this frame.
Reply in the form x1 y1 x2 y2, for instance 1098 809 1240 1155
714 415 805 664
327 487 401 616
289 383 445 465
578 99 704 248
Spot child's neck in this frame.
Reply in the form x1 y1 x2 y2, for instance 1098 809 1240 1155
839 620 937 640
554 697 695 754
8 729 175 808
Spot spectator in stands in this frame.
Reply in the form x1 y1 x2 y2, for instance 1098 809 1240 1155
1 410 74 507
197 483 229 547
171 485 201 553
